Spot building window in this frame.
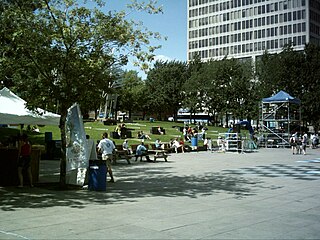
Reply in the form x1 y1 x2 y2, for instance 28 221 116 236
279 14 283 23
293 36 297 45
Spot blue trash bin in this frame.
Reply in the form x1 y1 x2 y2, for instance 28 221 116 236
88 160 106 191
191 137 198 147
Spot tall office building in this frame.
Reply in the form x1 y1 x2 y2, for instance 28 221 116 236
187 0 320 62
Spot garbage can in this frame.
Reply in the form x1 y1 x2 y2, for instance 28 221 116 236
88 160 106 191
191 137 198 150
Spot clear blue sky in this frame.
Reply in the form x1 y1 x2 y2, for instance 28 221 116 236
99 0 187 78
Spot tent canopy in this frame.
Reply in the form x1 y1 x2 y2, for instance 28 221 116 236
262 90 301 105
0 87 60 125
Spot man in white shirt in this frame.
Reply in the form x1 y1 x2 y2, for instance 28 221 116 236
122 139 130 154
98 132 115 182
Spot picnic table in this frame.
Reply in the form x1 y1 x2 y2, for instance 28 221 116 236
149 143 170 162
114 145 133 164
151 149 169 162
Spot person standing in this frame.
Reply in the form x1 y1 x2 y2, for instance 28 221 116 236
18 134 33 188
296 133 303 154
289 134 297 155
302 132 308 155
97 132 115 183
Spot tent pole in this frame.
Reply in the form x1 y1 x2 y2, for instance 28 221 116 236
288 104 290 139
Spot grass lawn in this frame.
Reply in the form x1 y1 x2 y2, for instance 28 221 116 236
0 120 229 147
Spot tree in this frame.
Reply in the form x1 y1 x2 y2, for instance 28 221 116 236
117 70 146 119
180 54 206 123
255 44 318 129
222 58 256 122
255 50 281 99
255 45 305 99
302 43 320 131
145 60 188 120
184 58 255 126
0 0 164 187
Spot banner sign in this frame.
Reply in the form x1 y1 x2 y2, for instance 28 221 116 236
65 103 88 185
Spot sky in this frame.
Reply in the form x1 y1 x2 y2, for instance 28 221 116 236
97 0 188 78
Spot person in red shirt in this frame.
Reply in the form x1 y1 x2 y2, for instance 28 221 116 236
18 134 33 188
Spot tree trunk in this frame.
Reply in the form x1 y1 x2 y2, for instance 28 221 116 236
225 112 229 128
59 108 68 188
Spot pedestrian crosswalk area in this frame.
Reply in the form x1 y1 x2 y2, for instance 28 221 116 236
222 162 320 181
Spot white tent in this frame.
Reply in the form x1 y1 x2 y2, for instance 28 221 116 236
0 87 60 125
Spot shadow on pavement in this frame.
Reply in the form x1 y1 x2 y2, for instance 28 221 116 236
0 163 266 211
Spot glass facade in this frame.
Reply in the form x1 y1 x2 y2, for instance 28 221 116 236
187 0 320 61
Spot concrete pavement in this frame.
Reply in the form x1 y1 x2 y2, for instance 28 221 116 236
1 148 320 239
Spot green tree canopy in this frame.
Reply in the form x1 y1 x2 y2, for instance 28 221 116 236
145 60 188 120
0 0 164 186
117 70 146 119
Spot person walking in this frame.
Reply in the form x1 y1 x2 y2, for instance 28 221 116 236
17 134 33 188
97 132 115 183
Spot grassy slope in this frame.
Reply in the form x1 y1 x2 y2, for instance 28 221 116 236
0 120 229 147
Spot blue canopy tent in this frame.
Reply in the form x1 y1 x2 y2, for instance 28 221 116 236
260 90 301 147
262 90 301 105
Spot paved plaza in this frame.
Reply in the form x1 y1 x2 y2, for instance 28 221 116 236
1 148 320 239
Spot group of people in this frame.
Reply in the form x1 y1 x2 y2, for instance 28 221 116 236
19 125 319 188
289 132 309 155
97 132 156 183
183 125 207 142
154 138 188 153
114 123 128 139
169 138 187 153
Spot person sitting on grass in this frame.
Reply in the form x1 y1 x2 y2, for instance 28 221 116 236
137 131 151 140
158 126 164 135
